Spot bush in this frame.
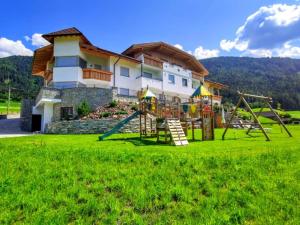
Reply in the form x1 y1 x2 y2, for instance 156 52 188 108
0 99 5 103
101 112 111 118
109 100 117 108
115 111 128 115
77 100 91 117
131 105 138 111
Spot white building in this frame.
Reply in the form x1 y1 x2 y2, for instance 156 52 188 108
31 27 226 132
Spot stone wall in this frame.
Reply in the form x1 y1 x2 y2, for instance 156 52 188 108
20 99 35 131
53 87 113 121
46 117 141 134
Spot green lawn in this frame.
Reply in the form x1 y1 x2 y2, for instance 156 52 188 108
287 111 300 119
0 101 20 114
0 126 299 224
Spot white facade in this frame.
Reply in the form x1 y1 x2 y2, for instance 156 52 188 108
48 37 203 100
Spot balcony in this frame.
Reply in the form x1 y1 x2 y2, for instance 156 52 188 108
213 95 222 102
35 87 61 107
137 76 163 90
83 68 112 82
144 55 163 69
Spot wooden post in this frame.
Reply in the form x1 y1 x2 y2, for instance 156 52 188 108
222 97 242 140
265 101 292 137
192 121 195 141
139 113 142 139
144 114 147 136
246 106 264 135
241 97 270 141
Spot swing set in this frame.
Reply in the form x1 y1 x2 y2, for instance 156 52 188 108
222 91 292 141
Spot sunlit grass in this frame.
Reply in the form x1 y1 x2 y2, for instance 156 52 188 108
0 126 299 224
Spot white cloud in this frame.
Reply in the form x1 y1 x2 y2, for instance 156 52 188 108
174 44 219 59
24 33 49 47
0 37 33 58
193 46 219 59
242 49 273 58
220 4 300 58
174 44 183 50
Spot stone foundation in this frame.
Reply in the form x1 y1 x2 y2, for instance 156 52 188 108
45 117 141 134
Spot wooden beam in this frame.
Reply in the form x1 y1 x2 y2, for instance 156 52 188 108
222 97 242 140
265 101 292 137
241 96 270 141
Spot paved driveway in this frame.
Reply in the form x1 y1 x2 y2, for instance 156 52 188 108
0 116 33 138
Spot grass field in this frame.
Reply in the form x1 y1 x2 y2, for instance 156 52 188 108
0 126 299 224
0 101 20 114
287 111 300 119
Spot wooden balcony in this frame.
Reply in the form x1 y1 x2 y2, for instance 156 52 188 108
212 95 222 102
83 68 112 82
144 55 163 69
44 70 53 83
192 71 203 80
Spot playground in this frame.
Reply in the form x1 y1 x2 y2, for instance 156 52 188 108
99 87 293 144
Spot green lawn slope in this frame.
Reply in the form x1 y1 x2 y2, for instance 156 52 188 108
0 126 299 224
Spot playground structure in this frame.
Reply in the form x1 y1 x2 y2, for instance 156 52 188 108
100 86 216 145
222 91 292 141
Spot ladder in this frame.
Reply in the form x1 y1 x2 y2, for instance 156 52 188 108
167 119 188 146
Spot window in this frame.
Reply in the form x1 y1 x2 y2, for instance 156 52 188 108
79 57 87 69
94 64 102 70
143 72 152 79
120 67 129 77
168 74 175 84
119 88 129 96
61 107 73 120
182 78 188 87
55 56 86 68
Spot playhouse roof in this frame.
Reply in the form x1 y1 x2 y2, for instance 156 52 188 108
142 89 156 99
191 85 212 98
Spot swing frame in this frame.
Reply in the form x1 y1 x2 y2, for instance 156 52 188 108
222 91 292 141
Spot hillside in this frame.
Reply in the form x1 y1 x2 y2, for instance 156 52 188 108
0 56 300 109
202 57 300 110
0 56 43 101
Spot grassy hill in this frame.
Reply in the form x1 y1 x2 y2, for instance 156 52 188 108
202 57 300 110
0 126 299 224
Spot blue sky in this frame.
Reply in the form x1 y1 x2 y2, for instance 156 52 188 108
1 0 300 58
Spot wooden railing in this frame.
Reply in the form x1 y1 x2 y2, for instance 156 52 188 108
213 95 222 101
83 68 112 81
44 70 53 83
144 55 163 69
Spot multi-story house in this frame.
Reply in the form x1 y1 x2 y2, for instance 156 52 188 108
31 27 226 132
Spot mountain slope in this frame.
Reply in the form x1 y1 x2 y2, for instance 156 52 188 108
0 56 43 101
202 57 300 109
0 56 299 109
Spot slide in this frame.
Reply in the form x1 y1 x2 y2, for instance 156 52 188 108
99 111 141 141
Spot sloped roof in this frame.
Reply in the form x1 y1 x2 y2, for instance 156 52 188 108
205 79 228 89
32 45 54 76
122 42 209 76
42 27 92 45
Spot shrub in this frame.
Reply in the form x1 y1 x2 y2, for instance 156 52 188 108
109 100 117 108
0 99 5 103
101 112 111 118
131 105 138 111
115 111 128 115
77 100 91 117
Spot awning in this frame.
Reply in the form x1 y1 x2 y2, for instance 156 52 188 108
191 85 212 98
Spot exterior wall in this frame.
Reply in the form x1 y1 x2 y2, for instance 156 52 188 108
53 67 84 84
52 87 113 121
42 103 54 131
20 99 35 132
54 37 81 56
46 117 141 134
162 62 194 98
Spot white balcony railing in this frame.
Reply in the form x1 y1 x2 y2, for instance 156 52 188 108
137 76 163 90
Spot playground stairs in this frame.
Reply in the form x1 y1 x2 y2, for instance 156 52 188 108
167 119 188 146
